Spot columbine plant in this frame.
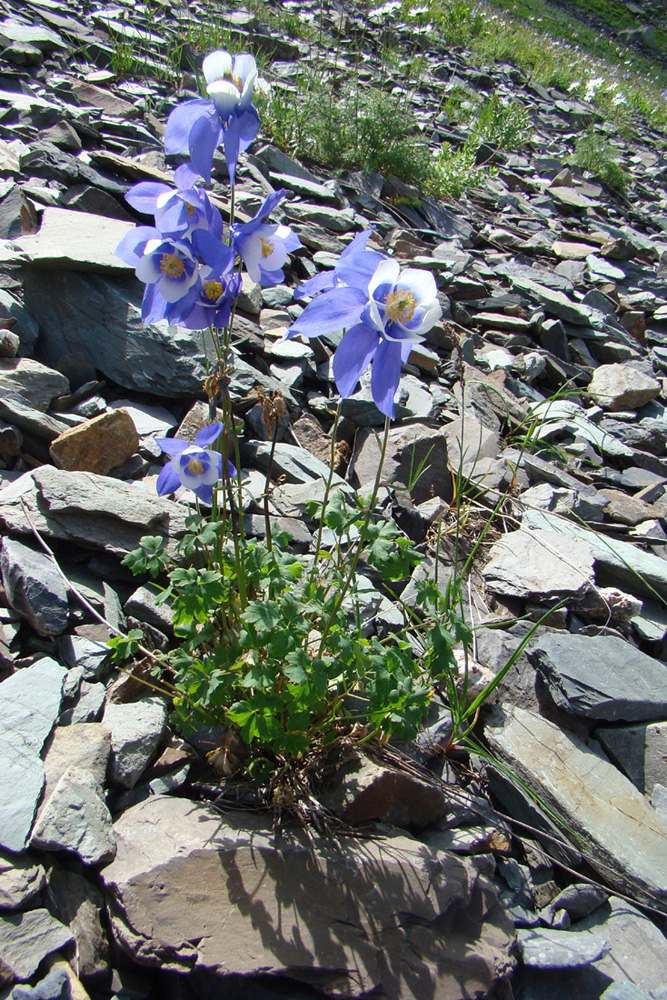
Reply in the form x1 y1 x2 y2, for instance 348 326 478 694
112 48 469 790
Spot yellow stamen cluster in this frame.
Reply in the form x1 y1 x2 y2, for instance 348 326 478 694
384 287 416 324
187 457 204 475
160 253 185 278
232 73 243 92
260 236 274 259
204 280 224 301
185 203 196 218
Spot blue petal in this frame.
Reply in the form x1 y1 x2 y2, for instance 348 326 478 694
227 460 237 478
286 286 367 339
341 228 375 258
237 107 260 147
371 339 402 418
293 270 334 301
332 323 379 398
156 463 182 496
258 266 285 287
192 229 234 271
142 283 170 324
222 115 241 187
189 113 223 184
125 182 171 215
164 99 212 154
193 483 214 504
195 423 224 447
335 250 387 292
174 162 200 189
114 226 160 266
156 437 188 455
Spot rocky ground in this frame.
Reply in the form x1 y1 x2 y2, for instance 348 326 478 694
1 1 667 998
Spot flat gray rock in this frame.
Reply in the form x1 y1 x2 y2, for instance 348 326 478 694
577 896 667 998
0 851 46 910
0 658 66 851
0 908 73 981
103 697 168 789
12 207 133 272
0 357 69 411
102 795 515 997
22 270 212 396
595 720 667 795
517 927 609 969
0 466 189 559
0 537 69 636
601 984 656 1000
521 508 667 600
527 632 667 722
31 766 116 865
482 529 594 599
486 707 667 905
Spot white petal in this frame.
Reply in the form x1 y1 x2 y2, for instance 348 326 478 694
135 254 161 283
207 79 240 115
203 50 232 84
409 299 442 336
233 53 257 84
397 268 438 305
144 238 162 255
156 191 173 210
368 258 400 298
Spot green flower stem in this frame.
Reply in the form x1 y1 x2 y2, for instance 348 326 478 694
318 414 391 655
309 400 343 587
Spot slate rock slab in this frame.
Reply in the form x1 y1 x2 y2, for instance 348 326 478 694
22 270 211 396
0 537 69 636
102 796 515 999
482 528 594 600
521 508 667 600
595 720 667 794
0 909 73 982
527 632 667 722
0 466 189 558
486 707 667 905
0 358 69 411
0 852 45 911
0 658 66 852
11 207 133 272
30 766 116 865
102 697 168 789
517 927 609 968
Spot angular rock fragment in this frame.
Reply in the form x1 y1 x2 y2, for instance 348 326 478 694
483 528 594 600
587 363 661 411
0 909 73 982
30 766 116 865
527 632 667 722
102 697 168 789
0 658 66 852
49 408 139 475
0 538 69 636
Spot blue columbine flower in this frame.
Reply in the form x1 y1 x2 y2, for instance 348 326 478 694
293 229 385 301
124 163 223 241
155 424 236 504
164 50 260 185
115 227 202 325
179 227 240 330
231 189 301 286
333 259 442 417
284 255 441 418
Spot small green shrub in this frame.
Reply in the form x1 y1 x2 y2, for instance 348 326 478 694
573 127 627 191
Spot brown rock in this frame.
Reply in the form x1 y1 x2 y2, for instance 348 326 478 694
621 310 646 342
102 795 516 997
599 488 661 525
50 409 138 475
319 749 446 827
587 363 660 412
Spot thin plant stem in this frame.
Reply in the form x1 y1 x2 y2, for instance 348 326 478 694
318 414 391 654
309 400 343 587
